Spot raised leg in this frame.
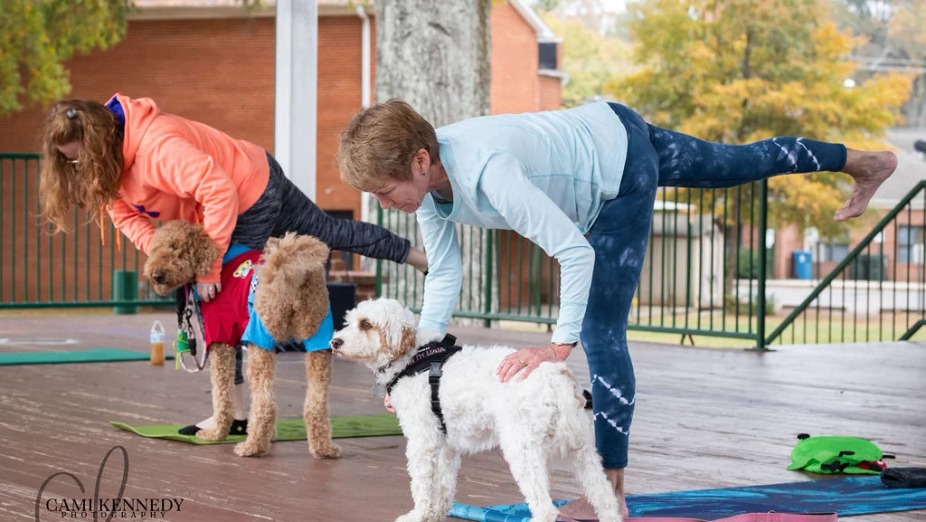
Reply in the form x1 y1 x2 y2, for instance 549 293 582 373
303 350 340 458
196 343 236 441
235 348 276 457
835 149 897 221
648 117 896 220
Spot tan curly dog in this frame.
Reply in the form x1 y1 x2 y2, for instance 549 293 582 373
144 221 339 459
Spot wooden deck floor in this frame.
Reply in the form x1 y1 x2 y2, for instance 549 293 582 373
1 310 923 521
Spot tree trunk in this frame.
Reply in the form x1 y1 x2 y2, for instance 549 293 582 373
371 0 494 323
374 0 491 125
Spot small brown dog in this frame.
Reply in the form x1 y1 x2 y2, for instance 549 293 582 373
144 221 339 459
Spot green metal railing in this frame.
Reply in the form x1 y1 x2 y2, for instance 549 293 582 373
766 180 926 347
376 181 773 340
376 179 926 348
4 149 923 347
0 153 170 311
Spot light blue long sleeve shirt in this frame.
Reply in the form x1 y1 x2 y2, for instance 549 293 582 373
417 101 629 344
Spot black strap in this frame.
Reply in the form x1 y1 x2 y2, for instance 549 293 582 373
429 361 447 433
386 334 461 434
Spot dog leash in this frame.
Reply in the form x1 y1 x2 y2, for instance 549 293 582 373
174 284 208 373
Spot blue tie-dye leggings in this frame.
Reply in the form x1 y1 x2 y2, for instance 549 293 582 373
582 103 847 469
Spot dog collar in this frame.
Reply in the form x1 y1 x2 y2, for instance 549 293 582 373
385 334 462 434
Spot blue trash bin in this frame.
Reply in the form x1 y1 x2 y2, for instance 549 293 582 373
791 250 813 280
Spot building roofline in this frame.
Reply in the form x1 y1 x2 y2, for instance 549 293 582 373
128 1 366 21
508 0 562 42
128 0 561 46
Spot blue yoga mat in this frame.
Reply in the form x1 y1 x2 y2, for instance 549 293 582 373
449 476 926 521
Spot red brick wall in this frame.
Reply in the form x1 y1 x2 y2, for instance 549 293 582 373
538 75 563 111
747 210 924 283
318 15 366 218
0 15 374 213
0 17 277 153
490 2 541 115
0 7 561 301
0 7 558 199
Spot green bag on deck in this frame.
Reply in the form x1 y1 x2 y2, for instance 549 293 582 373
787 433 891 475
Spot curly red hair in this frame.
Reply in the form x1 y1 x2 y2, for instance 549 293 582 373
39 99 123 233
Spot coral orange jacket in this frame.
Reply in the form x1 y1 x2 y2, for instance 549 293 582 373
105 93 270 283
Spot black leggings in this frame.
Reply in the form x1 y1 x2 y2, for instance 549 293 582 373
231 153 410 263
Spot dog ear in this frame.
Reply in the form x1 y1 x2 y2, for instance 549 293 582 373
396 324 418 359
384 309 417 360
146 221 219 281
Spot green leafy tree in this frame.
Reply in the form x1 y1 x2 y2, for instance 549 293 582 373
606 0 912 237
533 0 561 12
0 0 132 115
542 14 633 107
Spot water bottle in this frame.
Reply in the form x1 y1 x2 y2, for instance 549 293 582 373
150 320 166 366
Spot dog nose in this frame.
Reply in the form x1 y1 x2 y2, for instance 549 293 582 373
330 338 343 351
152 270 166 284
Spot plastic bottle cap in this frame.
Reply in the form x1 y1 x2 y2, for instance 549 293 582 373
151 320 165 342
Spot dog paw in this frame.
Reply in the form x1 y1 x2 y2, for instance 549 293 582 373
394 511 424 522
234 441 269 457
196 427 227 442
310 442 341 459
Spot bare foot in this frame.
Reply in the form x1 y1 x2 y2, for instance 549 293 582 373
557 494 629 521
835 150 897 222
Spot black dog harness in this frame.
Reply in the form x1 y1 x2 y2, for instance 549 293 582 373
385 334 462 434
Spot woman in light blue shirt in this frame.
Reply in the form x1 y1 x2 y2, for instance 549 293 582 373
338 99 896 519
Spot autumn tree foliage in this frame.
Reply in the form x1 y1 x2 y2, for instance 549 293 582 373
542 15 633 108
606 0 913 234
0 0 130 115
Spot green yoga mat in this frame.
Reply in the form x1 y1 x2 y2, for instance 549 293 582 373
111 414 402 444
0 348 173 366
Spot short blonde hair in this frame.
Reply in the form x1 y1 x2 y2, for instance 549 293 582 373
338 99 439 192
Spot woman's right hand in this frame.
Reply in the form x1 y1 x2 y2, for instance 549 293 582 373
196 281 223 303
384 393 396 413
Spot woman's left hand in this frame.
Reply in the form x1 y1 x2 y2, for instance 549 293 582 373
497 345 562 383
196 281 223 303
405 246 429 274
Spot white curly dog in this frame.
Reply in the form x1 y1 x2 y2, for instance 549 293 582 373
329 298 621 522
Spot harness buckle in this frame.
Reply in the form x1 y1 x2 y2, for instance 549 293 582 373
429 361 444 380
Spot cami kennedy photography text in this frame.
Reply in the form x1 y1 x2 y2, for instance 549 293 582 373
34 445 186 521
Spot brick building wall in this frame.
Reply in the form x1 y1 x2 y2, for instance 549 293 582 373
0 5 557 212
490 2 542 114
0 3 561 303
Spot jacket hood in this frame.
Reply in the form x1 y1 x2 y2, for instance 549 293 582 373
107 93 160 172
